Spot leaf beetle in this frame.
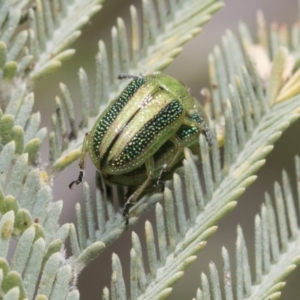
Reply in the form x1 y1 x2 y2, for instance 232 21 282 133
70 73 213 224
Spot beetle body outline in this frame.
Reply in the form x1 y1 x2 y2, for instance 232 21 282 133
70 74 212 224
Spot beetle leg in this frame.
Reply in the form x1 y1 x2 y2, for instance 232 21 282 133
122 158 154 225
156 164 167 192
156 136 183 191
69 133 89 189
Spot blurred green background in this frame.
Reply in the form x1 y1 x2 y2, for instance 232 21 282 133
34 0 300 299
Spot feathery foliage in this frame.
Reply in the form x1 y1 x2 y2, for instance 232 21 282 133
0 0 299 299
192 157 300 300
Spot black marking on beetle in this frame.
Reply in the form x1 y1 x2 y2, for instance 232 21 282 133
176 125 198 139
153 140 174 162
92 78 146 161
100 92 156 168
100 88 162 168
109 100 183 168
177 113 201 140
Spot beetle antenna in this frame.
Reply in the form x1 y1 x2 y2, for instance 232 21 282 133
118 74 142 80
198 116 213 146
198 115 213 147
203 123 213 146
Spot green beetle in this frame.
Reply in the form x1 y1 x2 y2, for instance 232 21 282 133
70 73 212 224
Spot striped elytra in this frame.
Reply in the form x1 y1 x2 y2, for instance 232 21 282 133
70 73 213 224
91 77 146 163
